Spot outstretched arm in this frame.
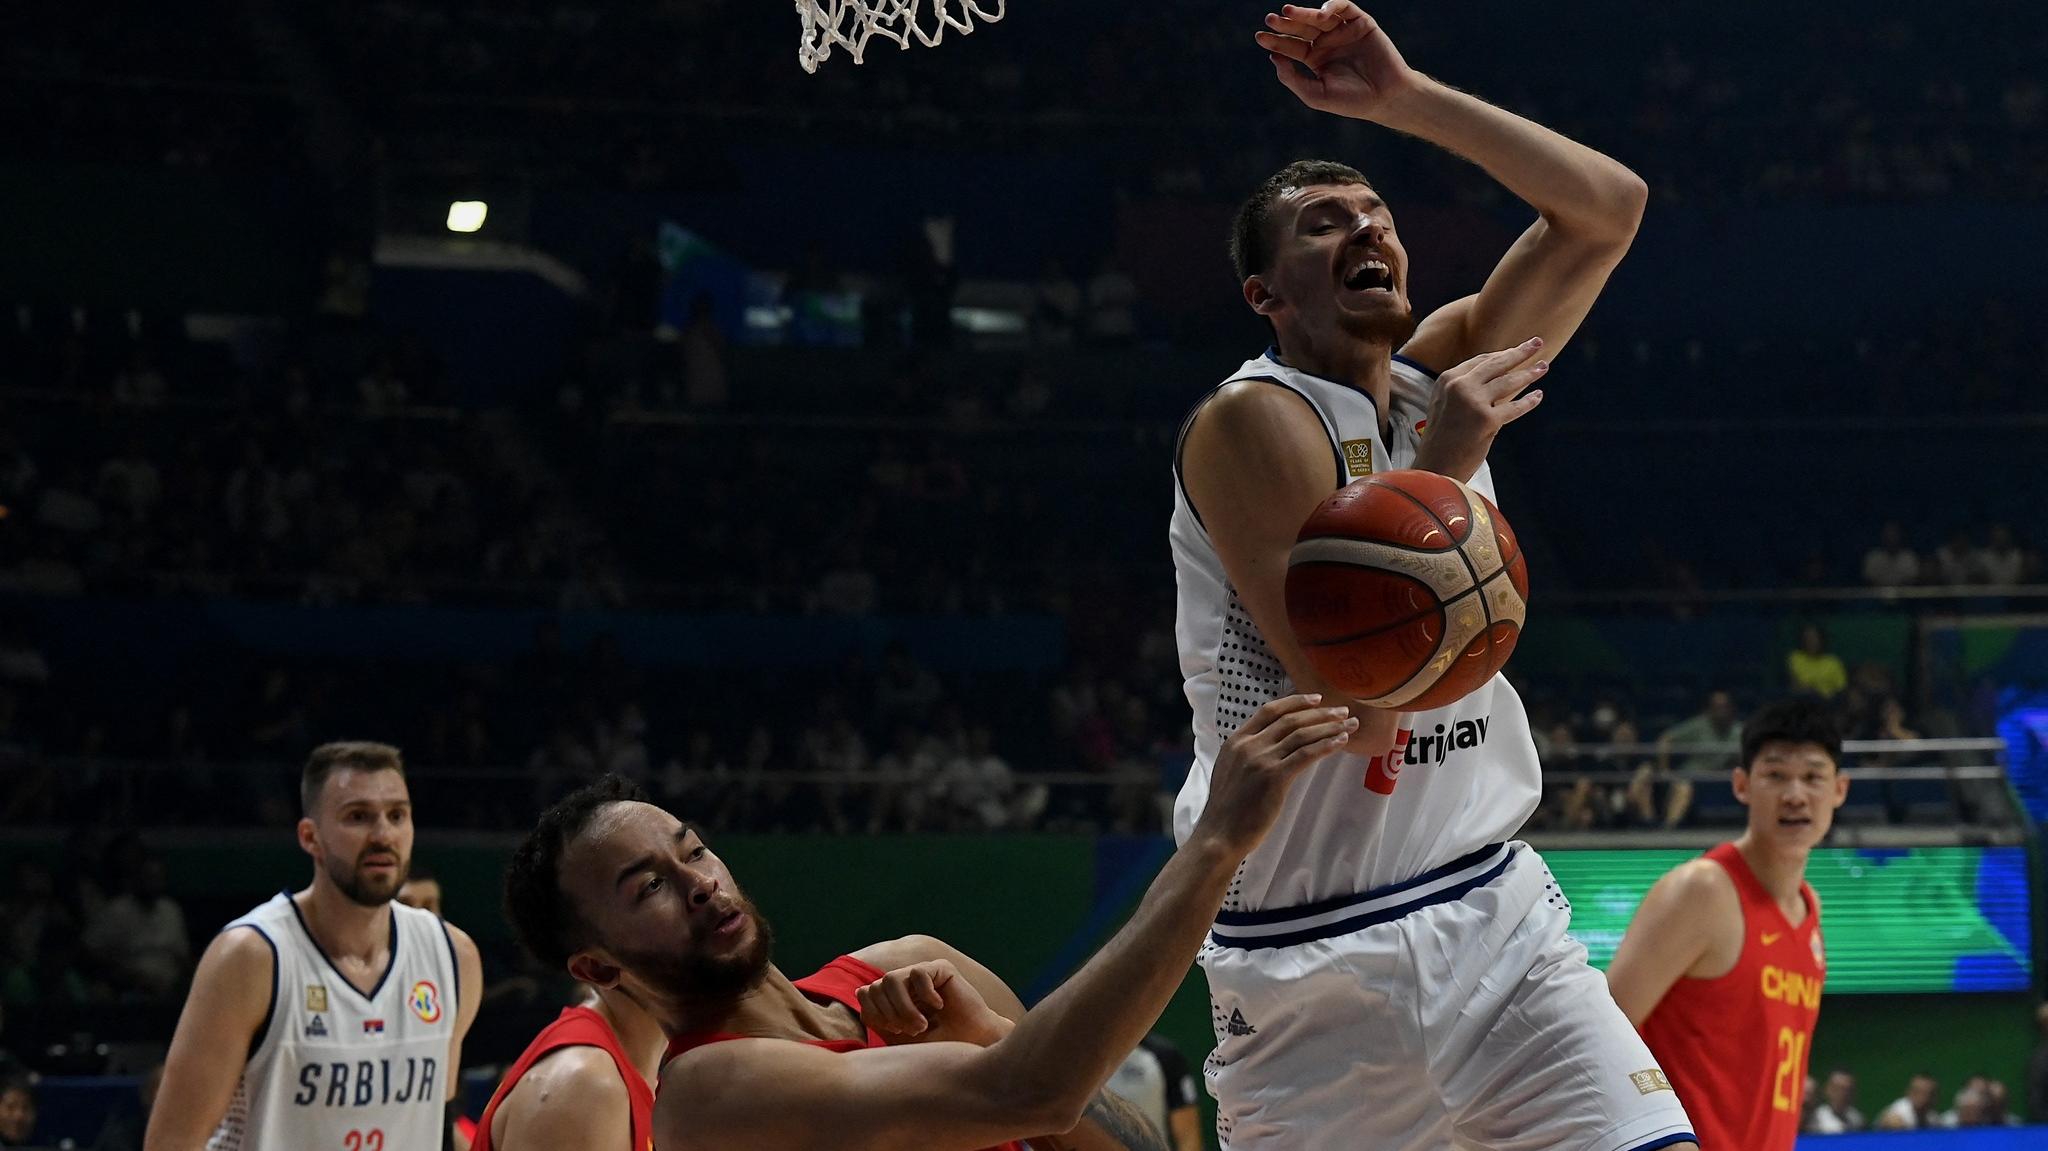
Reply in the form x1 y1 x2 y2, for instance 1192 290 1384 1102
1257 2 1647 369
659 696 1356 1151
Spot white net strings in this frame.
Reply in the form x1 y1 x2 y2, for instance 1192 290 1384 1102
795 0 1007 73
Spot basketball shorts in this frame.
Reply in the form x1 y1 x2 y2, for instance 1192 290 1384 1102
1199 842 1696 1151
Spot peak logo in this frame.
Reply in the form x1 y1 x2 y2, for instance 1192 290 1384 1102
1364 717 1491 795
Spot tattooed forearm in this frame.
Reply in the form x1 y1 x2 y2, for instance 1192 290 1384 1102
1077 1088 1170 1151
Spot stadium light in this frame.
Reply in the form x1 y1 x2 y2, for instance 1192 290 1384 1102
446 201 488 233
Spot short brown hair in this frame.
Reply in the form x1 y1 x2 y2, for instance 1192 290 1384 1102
302 741 405 815
1230 159 1374 283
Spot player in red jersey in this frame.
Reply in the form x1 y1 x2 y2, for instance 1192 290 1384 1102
469 986 665 1151
1606 698 1848 1151
503 694 1355 1151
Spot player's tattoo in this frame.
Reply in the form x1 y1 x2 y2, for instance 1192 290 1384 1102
1077 1088 1168 1151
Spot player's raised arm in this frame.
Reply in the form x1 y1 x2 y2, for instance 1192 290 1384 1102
1257 2 1646 371
659 695 1357 1151
143 928 277 1151
1604 860 1730 1026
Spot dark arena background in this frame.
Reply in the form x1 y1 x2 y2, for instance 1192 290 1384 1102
2 1 2046 1148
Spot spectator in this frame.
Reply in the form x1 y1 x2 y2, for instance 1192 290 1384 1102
397 866 444 918
81 854 190 999
97 434 163 524
1933 529 1975 585
1861 521 1921 587
1982 1079 2018 1126
1787 623 1849 698
1618 721 1694 829
1875 1072 1940 1129
1 861 68 977
0 1072 33 1148
1941 1081 1987 1127
1975 524 2025 586
873 725 942 832
937 725 1023 831
1808 1068 1866 1133
1657 690 1743 775
34 466 102 535
1107 1033 1203 1151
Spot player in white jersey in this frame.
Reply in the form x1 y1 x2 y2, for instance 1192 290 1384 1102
147 742 484 1151
1171 5 1696 1150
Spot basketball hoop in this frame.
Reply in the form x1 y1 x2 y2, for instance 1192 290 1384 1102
794 0 1006 74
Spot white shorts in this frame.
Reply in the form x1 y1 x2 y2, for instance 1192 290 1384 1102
1200 842 1696 1151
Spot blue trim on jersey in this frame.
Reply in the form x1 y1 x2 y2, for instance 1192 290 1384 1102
285 889 401 1005
439 917 460 1016
1620 1134 1697 1151
231 923 280 1062
1261 346 1383 414
1214 842 1507 926
1391 351 1441 379
1208 847 1514 951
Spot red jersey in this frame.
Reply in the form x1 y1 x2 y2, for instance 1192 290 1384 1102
474 1005 656 1151
667 955 1027 1151
1638 842 1826 1151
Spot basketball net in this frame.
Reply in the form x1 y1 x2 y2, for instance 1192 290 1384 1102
795 0 1006 73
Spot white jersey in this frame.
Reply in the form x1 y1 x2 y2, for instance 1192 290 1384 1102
1169 350 1541 911
208 892 459 1151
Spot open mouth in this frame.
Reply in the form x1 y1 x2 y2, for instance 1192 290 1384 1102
711 910 746 937
1340 255 1395 295
1777 816 1812 829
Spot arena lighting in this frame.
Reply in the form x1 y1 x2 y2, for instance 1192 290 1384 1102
445 201 488 233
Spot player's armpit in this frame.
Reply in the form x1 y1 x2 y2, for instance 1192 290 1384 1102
1604 861 1732 1026
143 927 279 1151
494 1047 633 1151
1181 382 1392 744
661 1036 1048 1151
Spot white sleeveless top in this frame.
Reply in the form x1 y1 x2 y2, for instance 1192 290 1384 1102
1168 350 1541 911
208 892 459 1151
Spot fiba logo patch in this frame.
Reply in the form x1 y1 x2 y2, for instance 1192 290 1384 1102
1811 933 1826 968
1341 438 1375 478
1629 1069 1673 1095
409 980 442 1024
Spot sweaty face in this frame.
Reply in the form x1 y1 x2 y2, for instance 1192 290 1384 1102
304 769 413 908
1253 182 1416 348
562 802 774 1006
1735 742 1846 849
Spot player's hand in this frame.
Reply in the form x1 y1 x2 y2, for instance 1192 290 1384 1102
1193 694 1356 855
1410 337 1548 483
856 959 1013 1048
1255 3 1423 124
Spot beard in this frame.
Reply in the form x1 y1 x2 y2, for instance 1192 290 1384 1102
328 850 409 908
1337 298 1418 346
619 899 777 1008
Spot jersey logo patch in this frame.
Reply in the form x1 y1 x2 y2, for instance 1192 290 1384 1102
409 981 442 1024
1629 1069 1673 1095
1224 1009 1256 1037
306 1014 329 1039
306 985 329 1013
1341 439 1375 478
363 1018 385 1035
1812 933 1826 968
1762 931 1784 945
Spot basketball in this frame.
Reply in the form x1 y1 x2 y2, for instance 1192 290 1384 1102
1284 470 1530 710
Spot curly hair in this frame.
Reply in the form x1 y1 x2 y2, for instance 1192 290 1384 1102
503 773 650 971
